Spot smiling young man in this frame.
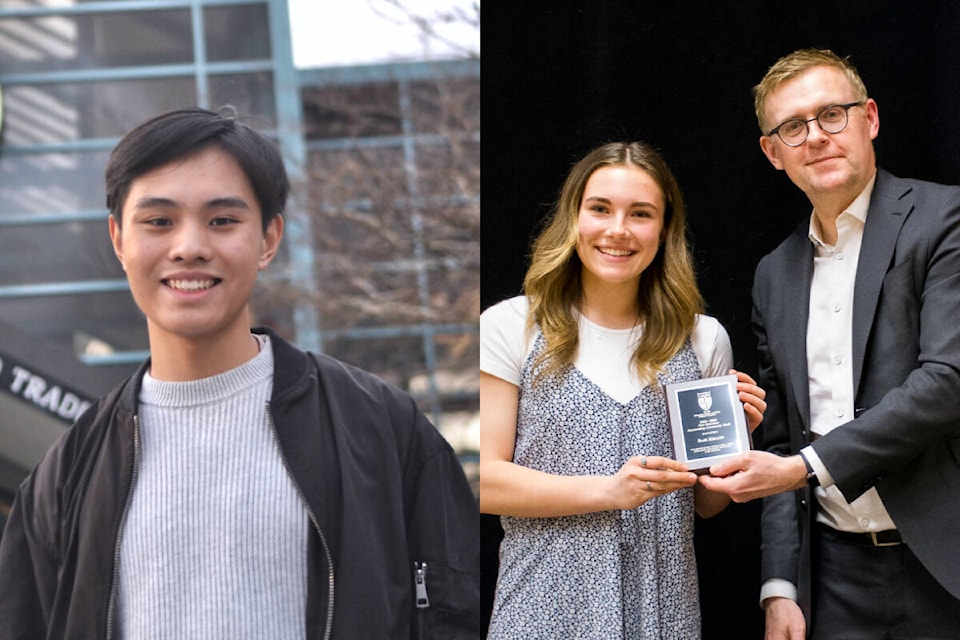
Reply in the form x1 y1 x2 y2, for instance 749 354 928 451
0 108 479 640
699 49 960 638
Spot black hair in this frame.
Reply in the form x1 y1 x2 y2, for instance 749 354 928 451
105 107 289 232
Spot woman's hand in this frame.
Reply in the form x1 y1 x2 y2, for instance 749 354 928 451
607 455 697 510
731 369 766 433
482 372 694 517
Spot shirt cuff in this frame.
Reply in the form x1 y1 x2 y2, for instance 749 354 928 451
800 445 834 488
759 578 798 609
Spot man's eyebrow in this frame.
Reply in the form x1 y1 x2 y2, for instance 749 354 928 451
131 196 252 210
133 196 177 209
206 196 252 210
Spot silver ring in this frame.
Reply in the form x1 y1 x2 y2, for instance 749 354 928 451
641 455 647 468
646 481 653 492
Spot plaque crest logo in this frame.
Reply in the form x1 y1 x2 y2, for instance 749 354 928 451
697 391 712 411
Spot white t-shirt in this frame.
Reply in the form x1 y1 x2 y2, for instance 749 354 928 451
480 295 734 404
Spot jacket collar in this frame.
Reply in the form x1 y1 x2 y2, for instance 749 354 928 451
780 167 912 426
117 327 313 413
851 168 913 393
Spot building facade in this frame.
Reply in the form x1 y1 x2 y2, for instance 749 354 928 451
0 0 479 520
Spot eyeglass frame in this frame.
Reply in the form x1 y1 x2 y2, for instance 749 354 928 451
765 101 865 147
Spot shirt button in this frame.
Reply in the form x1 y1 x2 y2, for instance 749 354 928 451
833 303 842 313
836 409 845 418
833 355 843 365
860 517 871 528
836 252 845 260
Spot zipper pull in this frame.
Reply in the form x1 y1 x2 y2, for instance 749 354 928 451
414 562 430 608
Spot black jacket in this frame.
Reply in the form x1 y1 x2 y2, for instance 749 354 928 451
0 328 480 639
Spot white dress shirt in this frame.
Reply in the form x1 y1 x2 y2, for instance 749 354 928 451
802 173 896 534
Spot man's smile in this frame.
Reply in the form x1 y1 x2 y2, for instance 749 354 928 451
163 278 220 292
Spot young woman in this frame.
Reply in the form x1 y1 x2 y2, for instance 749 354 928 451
480 141 765 639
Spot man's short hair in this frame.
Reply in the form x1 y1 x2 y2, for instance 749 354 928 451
753 48 869 133
105 107 289 232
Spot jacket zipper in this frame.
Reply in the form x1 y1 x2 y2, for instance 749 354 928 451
267 403 336 640
414 561 429 640
105 414 142 640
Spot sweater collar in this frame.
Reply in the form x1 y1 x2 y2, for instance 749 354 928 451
119 327 313 413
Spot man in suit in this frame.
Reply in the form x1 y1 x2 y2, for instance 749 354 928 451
700 49 960 639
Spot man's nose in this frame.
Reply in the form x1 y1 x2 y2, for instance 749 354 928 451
806 119 830 144
170 223 212 262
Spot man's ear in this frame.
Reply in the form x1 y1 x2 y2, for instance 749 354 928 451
259 214 284 271
108 214 126 271
864 97 880 141
759 135 784 171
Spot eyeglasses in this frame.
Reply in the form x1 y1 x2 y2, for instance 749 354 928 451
766 102 864 147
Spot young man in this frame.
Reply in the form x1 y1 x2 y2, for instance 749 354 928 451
699 49 960 638
0 108 479 639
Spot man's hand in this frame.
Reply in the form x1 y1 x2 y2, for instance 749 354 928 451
697 451 808 502
764 597 806 640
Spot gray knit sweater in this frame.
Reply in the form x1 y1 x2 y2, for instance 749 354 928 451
116 335 308 639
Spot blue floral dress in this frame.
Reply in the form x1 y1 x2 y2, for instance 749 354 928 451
487 333 703 640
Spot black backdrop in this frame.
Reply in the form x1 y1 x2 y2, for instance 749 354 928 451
480 2 960 637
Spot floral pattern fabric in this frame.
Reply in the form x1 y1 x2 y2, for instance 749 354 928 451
487 333 703 640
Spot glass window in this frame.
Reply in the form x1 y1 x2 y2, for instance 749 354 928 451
251 283 296 336
0 220 118 285
323 334 427 389
433 333 480 385
0 10 192 74
416 139 481 196
3 78 197 145
409 77 480 135
420 200 479 262
208 72 277 124
0 291 146 356
302 83 402 140
0 151 110 214
204 4 271 62
313 198 415 259
419 255 479 323
308 147 408 204
317 267 423 329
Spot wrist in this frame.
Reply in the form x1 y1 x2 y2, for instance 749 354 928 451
798 452 819 487
790 455 811 490
762 595 793 611
598 474 622 511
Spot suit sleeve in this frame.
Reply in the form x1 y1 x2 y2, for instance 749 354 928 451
752 261 802 588
813 186 960 502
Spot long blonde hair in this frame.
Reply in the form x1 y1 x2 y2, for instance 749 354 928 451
524 141 704 386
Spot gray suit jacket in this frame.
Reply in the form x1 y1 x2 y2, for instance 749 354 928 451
752 168 960 621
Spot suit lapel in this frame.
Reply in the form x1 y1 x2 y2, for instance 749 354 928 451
782 227 814 429
852 170 912 394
